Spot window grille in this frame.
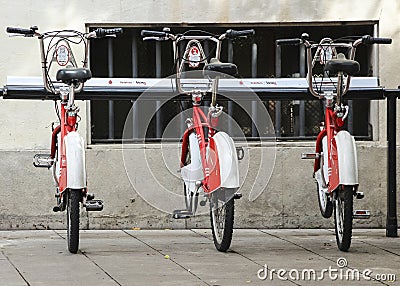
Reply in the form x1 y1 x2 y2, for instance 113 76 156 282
89 24 375 143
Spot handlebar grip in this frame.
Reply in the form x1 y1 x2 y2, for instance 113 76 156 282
95 28 123 38
6 26 36 35
225 29 255 39
141 30 167 37
362 35 392 45
276 38 302 46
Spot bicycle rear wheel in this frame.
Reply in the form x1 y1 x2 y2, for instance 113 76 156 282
210 188 235 252
334 186 353 251
67 189 81 254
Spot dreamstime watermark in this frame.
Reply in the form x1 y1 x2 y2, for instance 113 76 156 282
257 257 397 282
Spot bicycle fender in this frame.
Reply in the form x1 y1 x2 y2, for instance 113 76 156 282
208 132 239 191
335 130 358 185
64 132 87 189
181 132 204 193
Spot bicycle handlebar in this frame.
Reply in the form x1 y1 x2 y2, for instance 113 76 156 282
94 28 123 38
275 38 302 46
141 28 255 41
276 33 392 99
6 26 37 36
225 29 255 39
361 35 392 45
141 30 167 38
7 25 123 95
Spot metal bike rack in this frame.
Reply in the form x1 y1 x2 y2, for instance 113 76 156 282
2 77 398 237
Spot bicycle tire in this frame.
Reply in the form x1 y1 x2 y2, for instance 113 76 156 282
334 186 353 251
67 189 81 254
317 182 333 218
316 162 333 218
210 188 234 252
182 137 199 213
316 142 333 218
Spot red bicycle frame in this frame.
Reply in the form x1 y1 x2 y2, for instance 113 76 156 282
50 99 80 195
314 102 346 193
180 100 218 194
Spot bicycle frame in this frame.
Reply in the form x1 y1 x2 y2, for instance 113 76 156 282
171 33 239 196
180 96 219 194
50 86 86 196
313 96 357 193
7 26 122 253
298 35 365 193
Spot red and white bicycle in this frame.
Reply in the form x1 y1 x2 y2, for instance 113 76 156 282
142 28 254 251
7 26 122 253
277 33 391 251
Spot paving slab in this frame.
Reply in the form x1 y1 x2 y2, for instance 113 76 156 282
0 229 398 286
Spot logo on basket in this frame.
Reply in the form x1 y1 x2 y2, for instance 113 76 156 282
56 45 70 66
188 46 201 68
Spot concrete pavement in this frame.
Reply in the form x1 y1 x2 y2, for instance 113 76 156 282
0 229 399 285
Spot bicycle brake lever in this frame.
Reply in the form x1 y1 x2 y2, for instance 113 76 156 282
342 105 349 120
143 36 165 41
209 105 223 118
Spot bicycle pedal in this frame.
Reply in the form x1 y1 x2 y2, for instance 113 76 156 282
353 210 370 219
84 200 103 211
234 193 242 199
33 154 53 168
172 209 193 219
355 191 364 199
301 153 320 159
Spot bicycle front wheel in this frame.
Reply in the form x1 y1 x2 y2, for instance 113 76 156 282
210 188 235 252
334 186 353 251
67 189 81 254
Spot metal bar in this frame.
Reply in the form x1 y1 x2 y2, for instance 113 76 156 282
299 45 306 137
131 101 138 139
180 100 186 136
228 40 233 63
91 134 376 144
347 100 354 134
252 43 257 78
386 93 398 237
156 100 162 139
155 41 162 78
132 32 139 139
299 101 305 136
251 100 257 137
132 31 138 78
275 45 282 137
228 100 233 135
155 41 162 139
108 38 114 140
3 85 387 101
203 40 209 62
251 44 258 137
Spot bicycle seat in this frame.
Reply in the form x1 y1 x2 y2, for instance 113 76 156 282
324 53 360 76
56 68 92 85
203 58 238 78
